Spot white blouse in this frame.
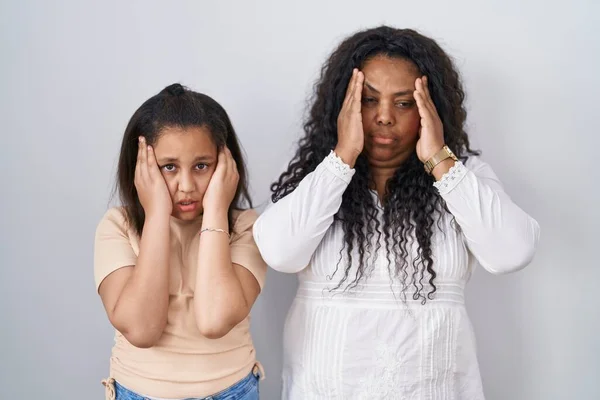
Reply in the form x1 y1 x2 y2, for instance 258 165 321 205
254 152 540 399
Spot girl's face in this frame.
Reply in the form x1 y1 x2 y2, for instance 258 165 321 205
152 126 218 220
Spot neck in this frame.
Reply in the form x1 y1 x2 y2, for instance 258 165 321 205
370 166 397 200
367 149 416 200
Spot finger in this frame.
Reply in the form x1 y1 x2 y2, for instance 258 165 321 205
350 71 364 113
221 146 229 161
231 165 240 185
140 138 150 181
415 77 427 103
229 149 239 178
227 147 238 176
415 78 435 118
344 70 361 113
139 137 147 164
224 148 235 181
344 69 357 98
216 147 227 172
414 89 433 124
146 145 160 177
422 76 431 100
135 137 143 176
224 146 234 164
219 147 230 173
342 69 357 108
228 153 239 184
423 76 437 114
136 136 144 164
422 76 437 112
413 83 425 113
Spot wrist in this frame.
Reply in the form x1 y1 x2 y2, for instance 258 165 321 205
420 143 445 163
144 210 171 224
201 207 228 226
431 158 456 181
423 144 458 176
333 145 359 168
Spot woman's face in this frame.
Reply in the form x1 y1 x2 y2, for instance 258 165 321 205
360 55 422 168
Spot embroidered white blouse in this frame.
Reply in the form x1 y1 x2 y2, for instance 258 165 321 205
254 152 540 399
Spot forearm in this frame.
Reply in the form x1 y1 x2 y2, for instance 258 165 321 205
113 214 171 345
436 161 540 273
254 151 354 272
194 209 248 338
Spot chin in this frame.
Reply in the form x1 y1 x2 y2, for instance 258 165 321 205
365 146 414 167
172 210 203 221
365 147 398 162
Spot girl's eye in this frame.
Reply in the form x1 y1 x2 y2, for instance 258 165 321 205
196 164 208 170
162 164 176 172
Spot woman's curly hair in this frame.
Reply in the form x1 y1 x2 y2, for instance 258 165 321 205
271 26 479 302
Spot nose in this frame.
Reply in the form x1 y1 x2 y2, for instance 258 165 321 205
177 170 196 193
376 102 395 126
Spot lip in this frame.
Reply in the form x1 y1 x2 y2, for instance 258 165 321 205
176 200 198 213
370 135 396 145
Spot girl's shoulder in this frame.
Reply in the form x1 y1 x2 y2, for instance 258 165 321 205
95 206 135 239
97 206 128 229
230 208 259 236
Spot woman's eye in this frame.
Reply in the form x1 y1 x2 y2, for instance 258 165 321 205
362 97 376 104
396 101 414 108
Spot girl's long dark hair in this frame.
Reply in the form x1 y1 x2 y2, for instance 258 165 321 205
116 83 252 236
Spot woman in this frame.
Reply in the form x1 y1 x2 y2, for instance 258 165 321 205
254 26 539 399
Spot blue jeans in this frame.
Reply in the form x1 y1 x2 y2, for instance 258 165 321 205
113 370 260 400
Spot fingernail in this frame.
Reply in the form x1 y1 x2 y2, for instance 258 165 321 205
147 146 152 151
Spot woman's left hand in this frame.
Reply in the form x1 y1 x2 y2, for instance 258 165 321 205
414 76 446 163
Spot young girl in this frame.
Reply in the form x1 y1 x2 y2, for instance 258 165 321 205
94 83 266 400
254 26 540 399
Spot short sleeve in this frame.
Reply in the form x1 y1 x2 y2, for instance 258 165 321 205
230 209 268 290
94 207 138 291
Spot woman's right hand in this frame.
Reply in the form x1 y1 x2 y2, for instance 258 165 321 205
135 136 172 218
335 68 365 167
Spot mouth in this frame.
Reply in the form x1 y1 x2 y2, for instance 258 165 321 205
369 134 396 145
176 200 199 212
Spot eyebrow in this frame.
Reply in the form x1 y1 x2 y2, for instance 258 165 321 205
364 81 414 97
157 155 215 163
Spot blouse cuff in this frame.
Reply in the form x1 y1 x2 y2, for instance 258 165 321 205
433 161 468 195
323 150 355 184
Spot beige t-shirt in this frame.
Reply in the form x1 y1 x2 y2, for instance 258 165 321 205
94 207 267 398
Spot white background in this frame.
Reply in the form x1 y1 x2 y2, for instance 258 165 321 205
1 1 598 399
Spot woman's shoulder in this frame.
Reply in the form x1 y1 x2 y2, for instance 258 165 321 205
463 153 503 181
463 153 487 169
